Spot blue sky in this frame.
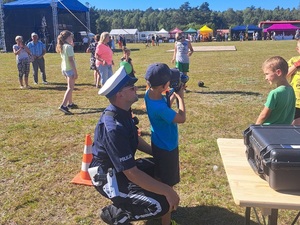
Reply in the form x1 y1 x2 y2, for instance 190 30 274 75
85 0 300 11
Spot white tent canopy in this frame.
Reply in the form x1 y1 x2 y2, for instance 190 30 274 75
110 29 139 42
156 28 168 34
110 29 138 35
156 28 169 39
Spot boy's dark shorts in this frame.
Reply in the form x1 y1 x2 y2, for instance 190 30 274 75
152 142 180 186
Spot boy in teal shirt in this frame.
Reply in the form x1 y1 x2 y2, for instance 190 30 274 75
144 63 186 225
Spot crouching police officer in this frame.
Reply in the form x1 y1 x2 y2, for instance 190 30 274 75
89 66 180 225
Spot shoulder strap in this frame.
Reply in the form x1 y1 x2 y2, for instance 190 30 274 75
103 110 117 118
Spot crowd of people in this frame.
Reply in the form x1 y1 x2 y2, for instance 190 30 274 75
12 29 300 224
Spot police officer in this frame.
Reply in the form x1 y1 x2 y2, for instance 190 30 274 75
90 66 180 225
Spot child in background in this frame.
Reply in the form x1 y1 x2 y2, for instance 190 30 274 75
13 36 32 89
56 30 78 115
287 40 300 125
120 47 140 135
86 34 101 88
120 47 135 77
255 56 295 125
171 32 194 77
144 63 186 225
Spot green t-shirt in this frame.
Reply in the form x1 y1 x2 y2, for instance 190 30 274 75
263 85 295 125
60 44 75 71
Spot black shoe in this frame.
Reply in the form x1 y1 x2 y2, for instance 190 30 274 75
100 205 132 225
100 206 113 224
67 103 78 109
59 105 73 115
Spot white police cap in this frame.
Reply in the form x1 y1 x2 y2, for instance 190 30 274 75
98 66 137 98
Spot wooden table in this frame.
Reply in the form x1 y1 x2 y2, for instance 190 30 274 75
217 138 300 225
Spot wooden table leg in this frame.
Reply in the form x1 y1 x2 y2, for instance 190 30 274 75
268 209 278 225
245 207 251 225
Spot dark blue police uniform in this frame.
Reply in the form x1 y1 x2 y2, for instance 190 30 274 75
90 104 169 224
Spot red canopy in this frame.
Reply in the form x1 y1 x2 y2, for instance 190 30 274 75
170 27 182 34
265 23 299 32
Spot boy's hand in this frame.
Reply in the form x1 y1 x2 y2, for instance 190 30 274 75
294 60 300 68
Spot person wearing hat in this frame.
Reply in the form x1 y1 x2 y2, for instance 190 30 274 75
90 66 180 225
27 32 47 85
144 63 186 225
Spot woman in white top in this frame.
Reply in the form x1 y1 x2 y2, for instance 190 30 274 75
13 36 32 89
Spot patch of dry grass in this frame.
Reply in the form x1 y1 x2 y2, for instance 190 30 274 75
0 40 299 225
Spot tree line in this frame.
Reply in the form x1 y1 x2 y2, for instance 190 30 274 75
89 2 300 34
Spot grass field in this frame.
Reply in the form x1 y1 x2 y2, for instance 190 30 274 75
1 40 299 225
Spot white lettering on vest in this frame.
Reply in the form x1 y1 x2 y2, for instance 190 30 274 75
119 154 133 162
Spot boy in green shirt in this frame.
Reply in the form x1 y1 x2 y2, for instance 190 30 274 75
255 56 295 125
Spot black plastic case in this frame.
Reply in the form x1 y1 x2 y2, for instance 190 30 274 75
244 125 300 191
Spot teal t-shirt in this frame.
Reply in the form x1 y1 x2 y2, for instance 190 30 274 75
263 85 295 125
144 90 178 151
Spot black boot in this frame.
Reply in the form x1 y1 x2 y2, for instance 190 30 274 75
100 205 132 225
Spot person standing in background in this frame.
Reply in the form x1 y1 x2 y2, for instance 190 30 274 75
95 32 114 86
287 40 300 125
122 34 127 48
110 36 115 50
107 36 112 49
171 32 194 77
13 35 32 89
118 34 123 49
82 35 89 52
56 30 78 115
120 47 135 77
145 35 149 47
152 34 155 46
27 32 47 85
156 35 160 46
86 34 101 88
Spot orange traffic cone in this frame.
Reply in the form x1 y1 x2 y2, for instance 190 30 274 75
71 134 93 186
